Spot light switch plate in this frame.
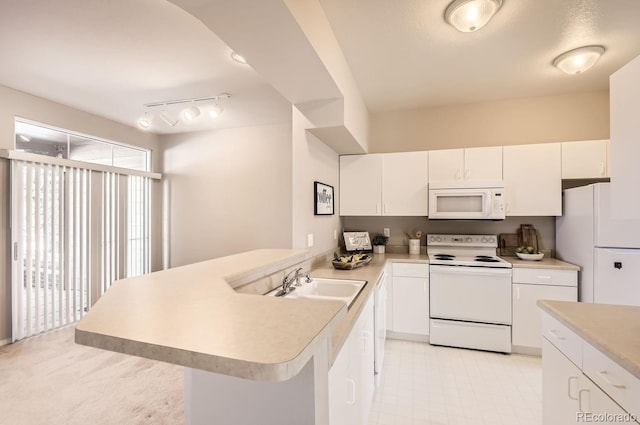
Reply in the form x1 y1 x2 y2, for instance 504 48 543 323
383 228 390 237
307 233 314 247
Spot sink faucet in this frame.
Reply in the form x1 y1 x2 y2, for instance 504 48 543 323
282 267 303 294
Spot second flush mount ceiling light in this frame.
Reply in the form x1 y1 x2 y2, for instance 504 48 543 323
445 0 503 33
553 45 606 74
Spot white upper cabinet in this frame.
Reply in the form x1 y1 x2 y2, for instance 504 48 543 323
340 152 428 216
428 149 463 182
503 143 562 216
428 147 502 182
340 154 383 216
381 151 429 216
464 146 503 181
561 140 610 179
610 55 640 219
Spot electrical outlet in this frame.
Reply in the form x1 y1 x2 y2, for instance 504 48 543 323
307 233 314 247
383 228 390 237
334 229 337 240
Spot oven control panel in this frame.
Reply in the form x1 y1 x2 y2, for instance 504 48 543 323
427 234 497 247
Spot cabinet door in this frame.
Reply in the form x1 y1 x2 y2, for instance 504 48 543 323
512 283 577 348
349 295 374 425
340 154 382 216
328 341 350 425
610 55 640 219
578 375 629 423
542 338 582 425
382 151 429 216
464 146 503 181
392 276 429 335
428 149 464 182
503 143 562 216
561 140 609 179
385 263 393 331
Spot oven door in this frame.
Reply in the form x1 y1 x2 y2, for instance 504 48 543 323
430 265 512 325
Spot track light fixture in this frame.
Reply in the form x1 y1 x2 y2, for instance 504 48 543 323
136 94 230 130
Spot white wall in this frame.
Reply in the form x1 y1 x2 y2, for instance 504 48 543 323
0 84 163 343
161 124 293 267
292 107 341 254
370 91 610 152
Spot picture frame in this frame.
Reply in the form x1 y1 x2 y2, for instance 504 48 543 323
314 181 334 215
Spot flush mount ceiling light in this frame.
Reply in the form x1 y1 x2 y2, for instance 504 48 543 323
553 45 605 75
231 51 247 64
445 0 503 33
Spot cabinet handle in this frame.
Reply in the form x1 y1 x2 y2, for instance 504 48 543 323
547 329 565 340
536 275 552 280
568 376 579 400
598 371 626 389
578 389 590 413
346 379 356 405
455 169 462 180
376 203 380 214
600 162 605 176
383 203 387 213
465 168 470 179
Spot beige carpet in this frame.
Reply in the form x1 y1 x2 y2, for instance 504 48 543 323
0 326 183 425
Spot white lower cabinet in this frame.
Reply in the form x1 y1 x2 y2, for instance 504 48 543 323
328 294 375 425
390 263 429 336
542 311 640 424
512 268 577 350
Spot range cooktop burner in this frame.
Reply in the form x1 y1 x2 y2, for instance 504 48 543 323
434 254 456 260
475 257 500 263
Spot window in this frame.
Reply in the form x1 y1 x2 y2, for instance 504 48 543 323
10 120 154 341
15 120 150 172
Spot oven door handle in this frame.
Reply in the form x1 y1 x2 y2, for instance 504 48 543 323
430 265 512 277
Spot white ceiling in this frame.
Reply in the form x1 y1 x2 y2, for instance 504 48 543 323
1 0 640 134
0 0 291 134
319 0 640 112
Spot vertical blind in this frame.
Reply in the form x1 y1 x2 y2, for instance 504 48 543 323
11 160 151 341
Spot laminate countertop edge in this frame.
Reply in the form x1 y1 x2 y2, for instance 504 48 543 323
537 300 640 380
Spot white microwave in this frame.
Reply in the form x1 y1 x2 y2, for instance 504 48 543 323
428 182 506 220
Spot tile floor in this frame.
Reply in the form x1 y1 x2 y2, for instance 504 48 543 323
369 339 542 425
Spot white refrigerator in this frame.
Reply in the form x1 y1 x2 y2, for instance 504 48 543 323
556 183 640 305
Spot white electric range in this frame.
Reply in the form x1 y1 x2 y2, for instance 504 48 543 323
427 234 513 353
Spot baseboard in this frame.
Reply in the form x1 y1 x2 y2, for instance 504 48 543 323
386 330 429 343
0 338 11 347
512 345 542 357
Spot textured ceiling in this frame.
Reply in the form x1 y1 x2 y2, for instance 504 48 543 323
319 0 640 111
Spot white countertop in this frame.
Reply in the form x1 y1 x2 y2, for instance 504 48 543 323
538 300 640 380
504 256 580 270
75 249 348 382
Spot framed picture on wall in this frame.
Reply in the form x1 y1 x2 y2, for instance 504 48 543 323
314 181 334 215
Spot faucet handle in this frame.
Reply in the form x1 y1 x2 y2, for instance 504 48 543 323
304 273 312 284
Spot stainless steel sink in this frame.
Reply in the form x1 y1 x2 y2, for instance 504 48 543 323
266 277 367 308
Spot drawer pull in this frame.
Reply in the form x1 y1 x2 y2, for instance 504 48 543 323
598 371 626 389
578 389 590 413
536 275 552 280
548 329 565 340
568 376 579 400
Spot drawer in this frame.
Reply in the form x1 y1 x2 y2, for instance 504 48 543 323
541 312 582 367
392 262 429 278
513 268 577 286
583 342 640 419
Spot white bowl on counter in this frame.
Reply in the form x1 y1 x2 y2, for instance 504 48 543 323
516 252 544 261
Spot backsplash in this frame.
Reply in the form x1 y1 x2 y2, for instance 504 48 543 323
341 216 556 255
